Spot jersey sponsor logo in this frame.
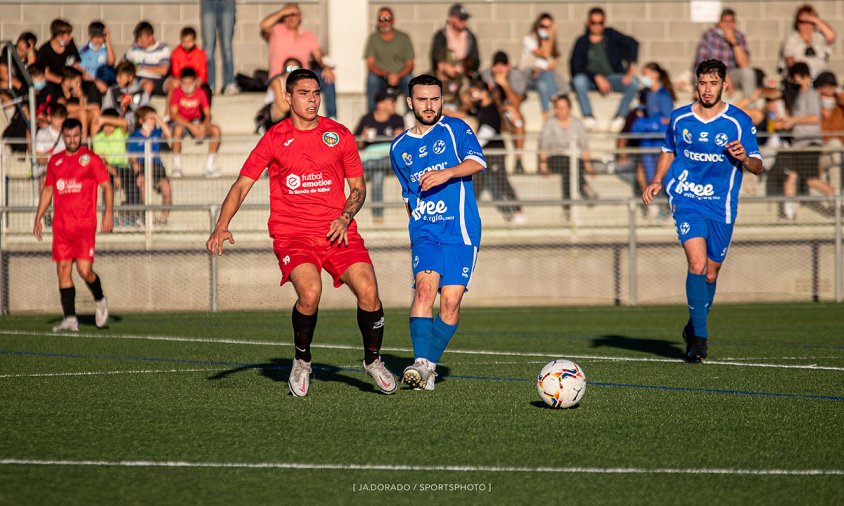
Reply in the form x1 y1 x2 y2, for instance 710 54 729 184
284 138 295 147
402 152 413 166
55 178 83 195
411 198 451 222
322 131 339 147
286 174 301 190
79 154 91 167
433 139 446 154
682 128 692 144
698 132 709 142
715 133 728 146
674 169 715 197
683 149 725 163
410 162 448 183
418 145 428 158
287 173 334 194
679 222 691 235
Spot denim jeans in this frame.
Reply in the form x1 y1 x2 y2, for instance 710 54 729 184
525 70 558 114
363 158 390 219
318 71 338 119
366 71 412 113
201 0 236 90
572 72 639 118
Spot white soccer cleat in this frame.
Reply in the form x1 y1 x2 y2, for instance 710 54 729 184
363 358 397 394
52 316 79 332
402 358 431 390
95 297 109 328
423 370 437 391
288 359 312 397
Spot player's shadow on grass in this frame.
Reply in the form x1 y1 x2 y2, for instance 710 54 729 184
48 315 123 328
590 334 684 359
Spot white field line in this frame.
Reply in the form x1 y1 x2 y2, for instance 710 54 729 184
1 330 842 372
0 368 219 379
0 458 841 476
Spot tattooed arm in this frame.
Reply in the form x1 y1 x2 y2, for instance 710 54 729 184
326 176 366 245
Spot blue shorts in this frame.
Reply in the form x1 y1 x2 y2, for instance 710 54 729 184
411 237 479 291
672 211 734 263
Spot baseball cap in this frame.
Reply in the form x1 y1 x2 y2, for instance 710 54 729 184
448 3 471 20
492 51 509 66
375 89 397 103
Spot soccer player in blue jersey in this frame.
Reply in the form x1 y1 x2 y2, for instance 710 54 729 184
390 74 486 390
642 59 762 363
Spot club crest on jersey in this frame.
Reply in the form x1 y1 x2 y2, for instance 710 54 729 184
322 131 339 147
682 129 692 144
286 174 301 190
715 133 728 146
679 222 690 235
79 154 91 166
402 152 413 166
433 139 446 154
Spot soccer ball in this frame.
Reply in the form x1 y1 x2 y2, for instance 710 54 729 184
536 359 586 409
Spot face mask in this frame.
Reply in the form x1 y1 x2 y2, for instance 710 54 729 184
142 121 155 132
821 96 837 110
89 43 101 51
639 75 654 88
58 39 68 47
33 80 47 91
537 29 549 39
182 84 196 94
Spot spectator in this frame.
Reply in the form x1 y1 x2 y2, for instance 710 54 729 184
169 67 222 178
79 21 116 94
783 4 836 80
124 21 171 100
168 26 212 103
58 67 101 139
93 108 141 227
815 71 844 194
353 90 404 224
34 104 67 187
30 64 62 126
364 6 414 113
101 61 148 132
0 31 37 96
519 12 561 120
435 50 472 121
468 81 527 225
430 3 480 77
693 8 756 100
36 19 102 106
570 6 639 132
631 62 675 195
482 51 528 174
127 106 172 225
538 94 598 219
200 0 239 95
257 57 303 133
260 3 337 118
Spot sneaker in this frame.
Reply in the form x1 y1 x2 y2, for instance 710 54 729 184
204 167 222 178
52 316 79 332
402 358 431 389
95 297 109 328
223 83 240 96
288 358 312 396
686 336 708 364
363 358 397 394
170 169 183 178
609 116 626 132
511 212 528 226
582 116 598 131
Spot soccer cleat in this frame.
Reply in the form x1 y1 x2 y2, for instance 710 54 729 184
686 337 708 364
363 358 397 394
95 297 109 328
422 369 437 391
682 321 694 357
52 316 79 332
402 358 431 389
288 358 312 397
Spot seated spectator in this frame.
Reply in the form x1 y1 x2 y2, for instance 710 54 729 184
430 3 480 77
482 51 528 174
353 90 405 224
815 71 844 193
630 63 675 194
570 7 639 132
519 12 561 120
257 57 303 133
36 19 102 106
783 4 836 80
364 6 414 113
58 67 101 139
79 21 116 94
436 50 472 121
169 67 221 178
93 108 141 227
124 21 171 100
167 26 212 103
0 34 38 153
127 106 172 224
693 8 757 100
468 81 526 225
538 94 598 220
31 63 62 127
101 61 148 132
33 104 68 225
260 3 337 118
0 31 37 97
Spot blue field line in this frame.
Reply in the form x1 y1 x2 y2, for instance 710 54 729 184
2 349 842 402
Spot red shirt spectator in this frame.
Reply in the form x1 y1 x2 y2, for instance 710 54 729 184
170 86 208 122
171 43 208 84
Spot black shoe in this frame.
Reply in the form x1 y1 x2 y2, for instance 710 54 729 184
681 321 694 356
686 336 708 364
514 159 525 174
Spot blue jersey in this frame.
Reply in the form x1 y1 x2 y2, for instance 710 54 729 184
662 103 761 224
390 116 486 246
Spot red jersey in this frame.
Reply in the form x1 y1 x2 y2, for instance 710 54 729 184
44 147 109 233
170 45 208 84
170 87 209 122
240 117 364 238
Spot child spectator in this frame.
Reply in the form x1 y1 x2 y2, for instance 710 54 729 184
127 106 173 224
36 19 102 105
79 21 116 94
101 61 148 131
124 21 171 100
0 31 37 97
94 108 141 227
33 104 68 225
169 67 221 178
168 27 211 103
58 67 101 139
30 63 63 128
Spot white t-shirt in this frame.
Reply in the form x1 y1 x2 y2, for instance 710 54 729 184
519 35 551 72
783 31 830 79
34 126 65 177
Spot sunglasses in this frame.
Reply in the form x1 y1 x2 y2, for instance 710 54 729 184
797 19 813 24
590 20 604 26
285 65 301 73
539 24 552 29
378 15 392 22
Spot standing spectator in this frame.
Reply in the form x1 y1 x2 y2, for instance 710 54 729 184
364 6 414 113
783 4 836 80
570 7 639 132
58 67 101 139
79 21 116 94
127 106 172 225
260 3 337 119
693 8 756 99
815 72 844 191
200 0 238 95
169 67 222 178
519 12 561 120
353 90 404 224
430 3 480 77
168 27 212 103
101 61 148 132
482 51 528 174
93 108 140 227
36 19 102 106
124 21 171 100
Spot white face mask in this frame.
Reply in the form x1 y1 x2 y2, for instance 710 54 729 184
89 43 101 51
58 39 68 47
821 96 837 110
142 120 155 132
537 29 549 39
182 84 196 94
639 75 654 88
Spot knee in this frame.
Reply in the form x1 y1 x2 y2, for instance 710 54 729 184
297 288 322 313
572 73 589 89
706 271 719 284
413 282 438 306
355 282 380 311
438 295 461 320
688 262 707 276
76 264 92 279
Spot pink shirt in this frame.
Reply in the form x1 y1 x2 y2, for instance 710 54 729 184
268 24 319 77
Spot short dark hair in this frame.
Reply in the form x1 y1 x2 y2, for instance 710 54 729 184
553 94 572 108
285 68 320 93
101 107 120 118
408 74 443 97
115 61 136 76
588 7 605 19
17 31 37 47
180 66 197 79
61 66 82 81
28 62 45 76
720 8 736 19
133 21 154 41
135 105 156 123
180 26 197 39
695 59 727 80
788 62 811 79
88 21 105 37
49 19 73 39
51 104 68 119
62 118 83 132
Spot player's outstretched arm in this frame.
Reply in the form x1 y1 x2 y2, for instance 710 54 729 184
33 184 54 241
207 175 257 256
418 159 484 192
327 176 366 246
99 180 114 234
642 152 674 204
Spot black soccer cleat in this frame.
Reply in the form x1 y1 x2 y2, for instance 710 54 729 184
682 322 694 357
686 337 708 364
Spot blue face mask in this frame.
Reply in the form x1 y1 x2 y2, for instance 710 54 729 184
33 80 47 91
639 75 654 88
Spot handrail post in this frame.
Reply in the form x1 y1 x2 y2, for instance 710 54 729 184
209 205 219 312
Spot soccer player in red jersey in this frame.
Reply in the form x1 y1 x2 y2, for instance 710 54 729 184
206 68 396 397
34 118 114 332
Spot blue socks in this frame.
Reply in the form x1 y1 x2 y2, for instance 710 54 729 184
686 272 709 338
409 317 433 360
706 280 717 315
428 315 458 364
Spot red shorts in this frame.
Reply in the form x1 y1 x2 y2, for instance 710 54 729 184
52 228 96 262
272 229 373 288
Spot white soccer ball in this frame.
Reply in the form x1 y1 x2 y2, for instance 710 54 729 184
536 359 586 409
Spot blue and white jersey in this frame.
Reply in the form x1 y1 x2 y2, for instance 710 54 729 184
662 103 761 224
390 116 486 246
